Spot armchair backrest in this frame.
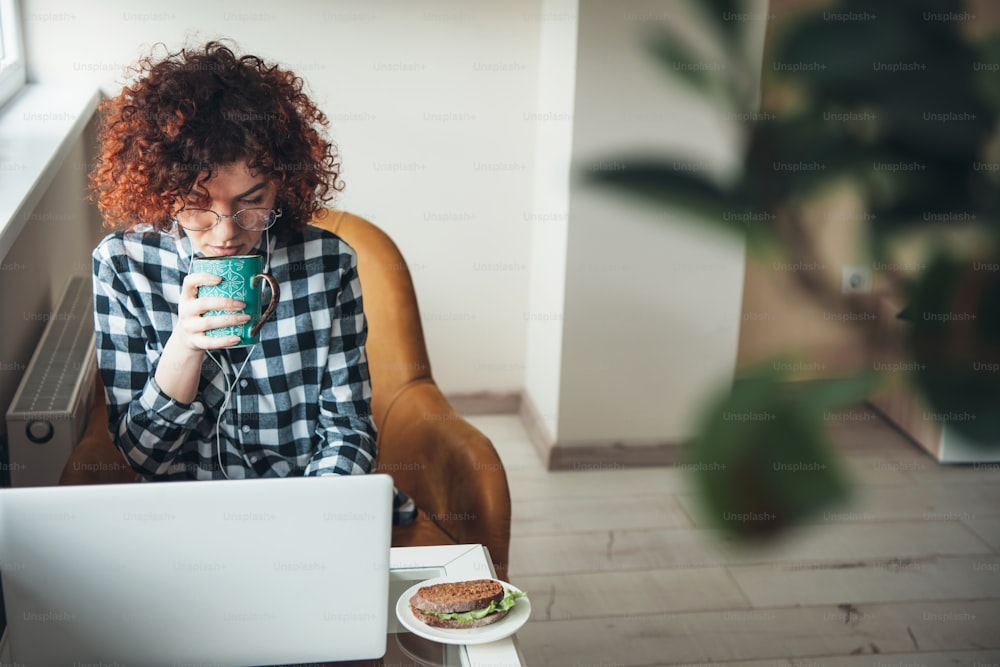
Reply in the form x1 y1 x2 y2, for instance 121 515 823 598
308 210 432 431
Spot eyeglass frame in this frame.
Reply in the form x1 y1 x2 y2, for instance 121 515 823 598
173 207 283 232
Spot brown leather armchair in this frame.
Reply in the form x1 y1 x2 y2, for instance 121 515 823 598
59 210 511 581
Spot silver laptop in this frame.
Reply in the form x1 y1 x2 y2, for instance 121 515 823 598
0 474 394 666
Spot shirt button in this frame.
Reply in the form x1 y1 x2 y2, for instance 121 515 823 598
240 379 249 389
249 455 259 463
242 425 251 433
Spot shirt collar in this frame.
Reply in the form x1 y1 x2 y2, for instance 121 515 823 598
175 230 198 266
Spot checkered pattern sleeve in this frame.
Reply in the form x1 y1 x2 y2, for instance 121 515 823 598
304 257 378 476
301 252 417 525
92 240 205 477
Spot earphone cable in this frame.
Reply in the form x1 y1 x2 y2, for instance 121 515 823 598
207 344 257 479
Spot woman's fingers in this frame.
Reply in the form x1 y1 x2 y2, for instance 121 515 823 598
179 274 245 316
179 311 250 335
175 273 249 350
188 297 247 317
180 272 221 299
190 333 245 350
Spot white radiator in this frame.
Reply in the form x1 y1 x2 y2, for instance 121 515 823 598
5 276 96 487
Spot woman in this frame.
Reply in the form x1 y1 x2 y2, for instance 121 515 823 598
89 40 415 524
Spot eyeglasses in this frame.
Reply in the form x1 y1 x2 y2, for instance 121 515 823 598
173 207 282 232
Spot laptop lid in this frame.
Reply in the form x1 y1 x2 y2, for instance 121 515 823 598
0 473 394 666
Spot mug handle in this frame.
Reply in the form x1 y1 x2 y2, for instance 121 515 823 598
250 273 280 338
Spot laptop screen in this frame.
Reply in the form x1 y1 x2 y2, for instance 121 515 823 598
0 474 394 665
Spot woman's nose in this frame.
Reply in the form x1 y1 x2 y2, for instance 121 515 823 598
213 213 242 236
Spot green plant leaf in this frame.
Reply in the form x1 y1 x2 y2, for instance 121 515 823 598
798 374 882 414
773 17 913 96
685 0 754 79
646 36 735 111
583 159 778 254
683 371 852 543
906 251 1000 445
695 0 748 40
584 159 729 213
972 33 1000 111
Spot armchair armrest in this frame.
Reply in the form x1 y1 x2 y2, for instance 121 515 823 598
376 379 511 579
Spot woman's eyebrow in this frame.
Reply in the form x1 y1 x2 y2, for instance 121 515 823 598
234 181 268 199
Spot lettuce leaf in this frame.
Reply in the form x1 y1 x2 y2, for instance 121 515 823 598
414 588 526 624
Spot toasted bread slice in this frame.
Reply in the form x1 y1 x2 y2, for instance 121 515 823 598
411 606 510 629
409 579 505 614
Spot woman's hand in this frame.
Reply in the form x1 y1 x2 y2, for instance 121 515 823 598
174 272 249 351
154 273 248 404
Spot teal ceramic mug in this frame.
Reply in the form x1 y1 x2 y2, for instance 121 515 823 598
192 255 279 347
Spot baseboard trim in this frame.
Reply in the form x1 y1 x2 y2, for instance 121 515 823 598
446 391 521 416
448 389 686 470
546 439 683 470
518 390 556 467
517 391 683 470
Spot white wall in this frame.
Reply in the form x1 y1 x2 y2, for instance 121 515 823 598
551 0 759 447
20 0 543 395
522 0 578 443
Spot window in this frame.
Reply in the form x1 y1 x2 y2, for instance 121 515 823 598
0 0 26 108
0 7 21 645
0 0 24 643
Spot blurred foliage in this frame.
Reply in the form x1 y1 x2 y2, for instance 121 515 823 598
588 0 1000 541
685 365 873 540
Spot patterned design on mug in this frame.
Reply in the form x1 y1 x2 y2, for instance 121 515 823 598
200 259 247 338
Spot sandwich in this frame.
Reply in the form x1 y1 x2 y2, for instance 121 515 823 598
409 579 525 629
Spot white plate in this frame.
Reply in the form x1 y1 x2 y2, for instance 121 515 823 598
395 577 531 645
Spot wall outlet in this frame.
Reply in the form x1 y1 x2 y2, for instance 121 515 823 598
842 265 873 294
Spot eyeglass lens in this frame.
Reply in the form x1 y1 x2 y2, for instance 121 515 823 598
176 208 277 231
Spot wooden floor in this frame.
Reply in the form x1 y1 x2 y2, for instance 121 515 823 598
465 409 1000 667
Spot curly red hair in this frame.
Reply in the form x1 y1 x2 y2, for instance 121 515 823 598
89 40 342 239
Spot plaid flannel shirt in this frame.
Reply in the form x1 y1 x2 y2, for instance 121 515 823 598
92 225 417 525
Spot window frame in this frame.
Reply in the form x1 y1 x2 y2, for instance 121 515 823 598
0 0 26 109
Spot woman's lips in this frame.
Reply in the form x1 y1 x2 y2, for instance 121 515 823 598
209 246 242 256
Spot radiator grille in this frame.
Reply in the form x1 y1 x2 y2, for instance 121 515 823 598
11 276 94 415
6 275 96 487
